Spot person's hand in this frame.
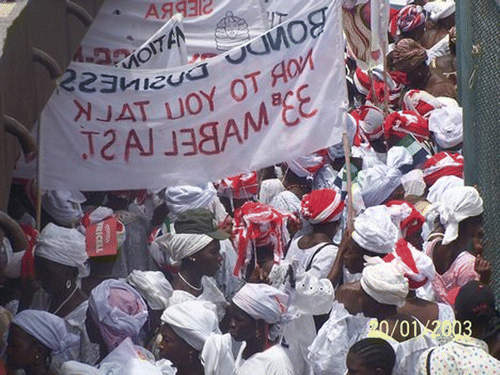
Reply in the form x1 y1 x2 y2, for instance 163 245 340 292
475 255 492 285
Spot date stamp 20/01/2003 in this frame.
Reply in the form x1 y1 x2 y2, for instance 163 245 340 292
367 319 472 340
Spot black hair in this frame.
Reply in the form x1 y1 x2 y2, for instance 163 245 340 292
455 281 496 330
458 213 484 233
348 338 396 375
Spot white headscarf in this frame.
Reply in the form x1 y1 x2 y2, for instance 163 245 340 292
361 263 409 307
161 300 220 351
401 169 426 198
352 206 399 254
163 183 217 221
127 270 173 310
428 107 463 149
436 186 483 245
357 147 413 207
424 0 455 21
232 283 289 325
88 279 148 351
427 175 464 204
35 222 89 277
42 190 86 226
13 310 80 356
154 233 214 268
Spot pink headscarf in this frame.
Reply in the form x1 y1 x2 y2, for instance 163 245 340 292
89 279 148 351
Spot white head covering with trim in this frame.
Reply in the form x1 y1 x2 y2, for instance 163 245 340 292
436 186 483 245
13 310 80 356
352 206 399 254
42 190 86 226
154 233 213 268
424 0 455 21
161 300 220 351
127 270 173 310
35 222 89 277
428 107 463 149
232 283 289 325
361 263 409 307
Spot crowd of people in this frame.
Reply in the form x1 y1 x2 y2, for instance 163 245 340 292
0 0 499 374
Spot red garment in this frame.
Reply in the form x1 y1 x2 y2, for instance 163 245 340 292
422 152 464 186
383 110 430 142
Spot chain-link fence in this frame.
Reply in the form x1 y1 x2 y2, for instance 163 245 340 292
459 0 500 299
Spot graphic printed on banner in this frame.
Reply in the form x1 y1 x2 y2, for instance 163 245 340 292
116 13 188 69
40 0 346 191
75 0 269 64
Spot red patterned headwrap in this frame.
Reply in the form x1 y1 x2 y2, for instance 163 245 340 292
422 152 464 186
383 110 430 142
386 200 425 238
231 202 293 277
301 189 344 225
397 5 426 34
216 171 259 200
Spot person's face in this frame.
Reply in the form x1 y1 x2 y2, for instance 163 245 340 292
157 323 193 366
346 351 379 375
359 288 385 318
343 239 366 274
467 223 485 256
193 240 222 277
5 325 37 370
34 255 73 295
229 302 257 342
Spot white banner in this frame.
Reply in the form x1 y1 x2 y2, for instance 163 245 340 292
76 0 269 65
40 0 346 191
116 13 188 69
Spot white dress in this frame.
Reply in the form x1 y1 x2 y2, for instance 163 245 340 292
283 238 338 375
236 343 294 375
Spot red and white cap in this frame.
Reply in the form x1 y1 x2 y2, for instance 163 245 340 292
301 188 344 225
422 152 464 187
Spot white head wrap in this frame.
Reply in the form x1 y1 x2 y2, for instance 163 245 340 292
357 147 413 207
154 233 214 268
127 270 173 310
361 263 409 307
428 107 463 149
161 300 220 351
427 175 464 204
42 190 86 226
13 310 80 356
232 283 289 325
436 186 483 245
36 222 89 277
401 169 426 197
88 279 148 351
352 206 399 254
259 178 285 205
424 0 455 21
163 183 217 221
60 361 103 375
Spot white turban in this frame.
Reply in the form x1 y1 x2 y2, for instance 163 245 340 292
163 183 217 220
429 107 463 149
352 206 399 254
154 233 214 268
232 283 289 325
161 300 220 351
42 190 86 226
60 362 103 375
427 175 464 204
401 169 426 197
436 186 483 245
361 263 409 307
357 147 413 207
13 310 80 356
424 0 455 21
127 270 173 310
36 222 89 277
89 279 148 351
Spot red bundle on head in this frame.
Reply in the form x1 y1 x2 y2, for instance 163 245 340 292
231 202 293 277
422 152 464 186
383 238 433 290
301 188 344 225
217 171 259 200
386 200 425 238
383 110 430 142
403 90 443 118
